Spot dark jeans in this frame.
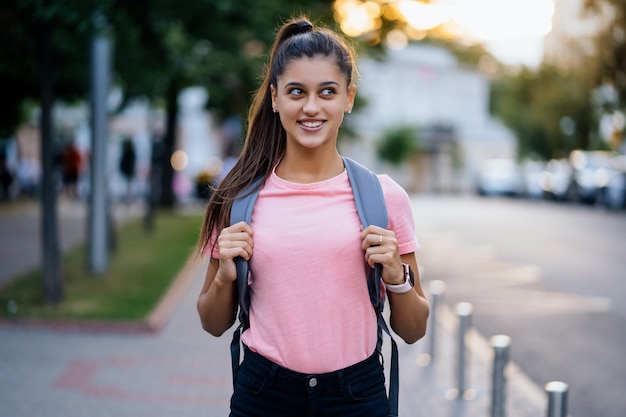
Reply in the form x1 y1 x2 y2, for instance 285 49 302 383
230 349 390 417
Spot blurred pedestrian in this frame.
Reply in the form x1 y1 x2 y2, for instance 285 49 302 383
0 153 14 201
197 17 429 417
119 138 136 202
17 156 39 197
61 141 81 198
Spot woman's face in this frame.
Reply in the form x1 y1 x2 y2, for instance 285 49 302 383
271 55 355 152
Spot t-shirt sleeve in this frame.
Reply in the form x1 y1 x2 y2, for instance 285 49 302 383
378 174 419 255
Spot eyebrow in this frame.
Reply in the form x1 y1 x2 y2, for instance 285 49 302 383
283 81 340 90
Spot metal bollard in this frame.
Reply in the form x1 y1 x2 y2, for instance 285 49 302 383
448 302 474 400
418 280 446 366
490 335 511 417
545 381 568 417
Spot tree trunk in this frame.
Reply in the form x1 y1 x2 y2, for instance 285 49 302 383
37 20 63 304
158 78 181 207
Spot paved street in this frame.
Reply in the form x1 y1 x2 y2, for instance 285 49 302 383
411 194 626 417
0 197 548 417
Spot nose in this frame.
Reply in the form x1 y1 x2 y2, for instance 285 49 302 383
302 94 320 115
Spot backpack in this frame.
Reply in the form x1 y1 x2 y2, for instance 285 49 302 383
229 156 399 417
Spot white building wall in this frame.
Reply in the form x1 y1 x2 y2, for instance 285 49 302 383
344 43 516 192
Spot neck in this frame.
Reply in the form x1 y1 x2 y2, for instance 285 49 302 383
275 149 344 183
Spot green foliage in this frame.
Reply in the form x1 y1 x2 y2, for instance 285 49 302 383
490 65 595 160
0 0 337 135
0 210 203 320
376 125 420 166
106 0 336 121
0 0 102 135
584 0 626 105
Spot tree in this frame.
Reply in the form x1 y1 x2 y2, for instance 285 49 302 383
376 125 420 166
1 0 103 304
583 0 626 150
490 64 595 160
584 0 626 103
2 0 341 303
107 0 336 207
0 1 94 136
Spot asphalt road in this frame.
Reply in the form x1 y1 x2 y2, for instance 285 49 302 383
410 194 626 417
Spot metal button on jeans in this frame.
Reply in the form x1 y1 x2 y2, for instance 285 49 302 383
308 377 318 388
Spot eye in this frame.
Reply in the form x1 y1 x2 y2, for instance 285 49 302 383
288 88 304 96
320 87 336 97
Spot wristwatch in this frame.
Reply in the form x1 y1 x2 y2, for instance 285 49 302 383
385 263 415 294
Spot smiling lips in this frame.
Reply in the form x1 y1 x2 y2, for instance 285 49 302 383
300 120 324 129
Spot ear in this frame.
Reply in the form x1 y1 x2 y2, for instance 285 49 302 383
345 84 356 113
270 84 278 112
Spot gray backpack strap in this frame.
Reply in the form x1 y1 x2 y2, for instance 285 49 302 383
229 161 399 416
342 157 388 229
343 156 399 417
229 176 264 389
230 175 264 329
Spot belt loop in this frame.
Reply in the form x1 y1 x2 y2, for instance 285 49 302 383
337 369 345 396
267 364 279 389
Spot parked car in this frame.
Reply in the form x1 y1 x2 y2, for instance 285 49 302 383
542 158 572 201
600 154 626 209
567 150 613 204
521 160 547 199
476 158 523 197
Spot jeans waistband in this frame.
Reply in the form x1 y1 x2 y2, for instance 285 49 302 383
242 348 381 392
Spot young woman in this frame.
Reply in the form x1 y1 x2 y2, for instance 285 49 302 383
197 17 429 417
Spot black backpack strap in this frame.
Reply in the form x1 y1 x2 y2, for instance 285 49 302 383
229 176 264 389
343 157 399 417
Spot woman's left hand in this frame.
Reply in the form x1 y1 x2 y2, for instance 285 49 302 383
361 225 405 286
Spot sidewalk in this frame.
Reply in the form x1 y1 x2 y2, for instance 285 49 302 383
0 199 547 417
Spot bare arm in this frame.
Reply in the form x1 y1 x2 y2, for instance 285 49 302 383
197 222 254 337
386 253 429 344
197 257 238 336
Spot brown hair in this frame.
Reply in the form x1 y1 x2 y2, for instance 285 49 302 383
197 16 357 255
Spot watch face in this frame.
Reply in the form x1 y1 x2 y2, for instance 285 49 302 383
406 265 415 286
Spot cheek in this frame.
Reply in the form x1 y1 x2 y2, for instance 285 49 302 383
279 102 300 117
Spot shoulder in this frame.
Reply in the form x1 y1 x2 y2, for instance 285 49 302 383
377 174 411 207
376 174 418 252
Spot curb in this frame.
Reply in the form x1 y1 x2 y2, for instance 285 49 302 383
145 255 206 330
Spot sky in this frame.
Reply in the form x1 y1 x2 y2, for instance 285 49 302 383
437 0 556 67
335 0 557 67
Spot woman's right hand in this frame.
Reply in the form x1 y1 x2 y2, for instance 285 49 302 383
215 221 254 284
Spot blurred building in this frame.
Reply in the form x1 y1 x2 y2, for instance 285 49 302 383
344 43 516 193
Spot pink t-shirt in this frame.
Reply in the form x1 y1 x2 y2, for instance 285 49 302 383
213 168 418 373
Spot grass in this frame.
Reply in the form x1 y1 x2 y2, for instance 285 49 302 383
0 209 204 321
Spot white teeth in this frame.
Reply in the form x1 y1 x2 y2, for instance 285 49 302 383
301 121 322 128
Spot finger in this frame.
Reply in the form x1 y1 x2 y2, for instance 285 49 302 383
361 232 386 251
221 231 254 245
220 246 252 261
218 240 253 260
360 225 381 239
227 221 254 235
